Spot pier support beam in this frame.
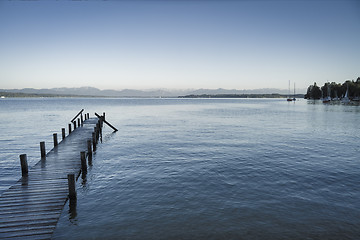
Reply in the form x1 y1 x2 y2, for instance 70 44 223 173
81 151 87 175
67 173 77 200
53 133 58 147
92 132 96 152
19 154 28 177
40 141 46 158
87 140 92 165
62 128 66 140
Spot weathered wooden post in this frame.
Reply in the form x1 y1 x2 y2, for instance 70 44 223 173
87 113 89 119
92 132 96 151
81 114 84 123
40 141 46 158
95 124 99 142
95 112 118 132
100 117 103 128
98 121 101 136
73 121 77 130
67 173 76 200
87 140 92 165
77 118 80 127
62 128 66 140
69 123 72 134
19 154 28 177
53 133 58 147
81 151 87 174
103 112 105 121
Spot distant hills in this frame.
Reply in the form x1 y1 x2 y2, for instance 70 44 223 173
0 87 305 98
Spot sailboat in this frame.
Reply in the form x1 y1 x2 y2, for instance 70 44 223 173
287 80 293 101
292 83 296 101
342 84 350 103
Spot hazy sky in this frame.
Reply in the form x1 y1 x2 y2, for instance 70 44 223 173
0 0 359 90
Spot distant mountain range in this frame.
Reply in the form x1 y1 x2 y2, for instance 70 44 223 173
0 87 305 98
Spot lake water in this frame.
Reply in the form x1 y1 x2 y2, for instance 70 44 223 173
0 98 359 239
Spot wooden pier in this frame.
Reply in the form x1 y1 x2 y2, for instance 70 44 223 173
0 112 112 239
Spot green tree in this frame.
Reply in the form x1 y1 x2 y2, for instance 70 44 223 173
305 82 321 99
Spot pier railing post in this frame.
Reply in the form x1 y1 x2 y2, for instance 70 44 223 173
77 118 80 127
40 141 46 158
62 128 66 140
19 154 28 176
73 121 77 130
87 140 92 165
67 173 77 200
53 133 58 147
87 113 89 119
81 114 83 124
69 123 72 134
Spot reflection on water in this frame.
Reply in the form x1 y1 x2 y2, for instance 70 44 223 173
1 98 360 239
68 199 77 224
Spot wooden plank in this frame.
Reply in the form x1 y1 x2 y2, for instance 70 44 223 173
0 117 100 240
0 228 54 239
0 233 53 240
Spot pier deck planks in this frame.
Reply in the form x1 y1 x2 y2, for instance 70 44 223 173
0 118 99 240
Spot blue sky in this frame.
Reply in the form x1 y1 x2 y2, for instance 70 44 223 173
0 0 359 91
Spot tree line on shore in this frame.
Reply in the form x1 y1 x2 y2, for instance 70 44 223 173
304 77 360 100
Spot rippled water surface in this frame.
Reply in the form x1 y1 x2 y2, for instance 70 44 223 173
1 98 359 239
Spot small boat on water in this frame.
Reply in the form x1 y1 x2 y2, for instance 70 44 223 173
287 80 294 101
342 85 350 103
292 83 296 101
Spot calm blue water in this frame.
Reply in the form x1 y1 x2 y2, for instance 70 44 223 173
1 98 359 239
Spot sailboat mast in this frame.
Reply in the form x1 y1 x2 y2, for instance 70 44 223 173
288 80 290 98
292 82 296 101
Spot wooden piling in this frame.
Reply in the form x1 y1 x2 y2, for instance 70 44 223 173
81 151 87 174
81 114 84 123
53 133 58 147
19 154 28 177
100 117 103 128
96 123 100 140
62 128 66 140
87 139 92 164
87 113 89 119
77 118 80 127
40 141 46 158
92 132 96 151
67 173 77 200
95 112 118 132
69 123 72 134
103 112 106 121
73 121 77 129
95 126 99 143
